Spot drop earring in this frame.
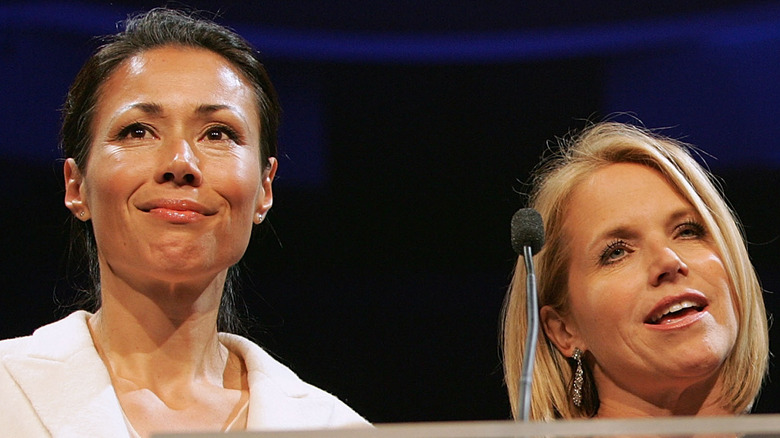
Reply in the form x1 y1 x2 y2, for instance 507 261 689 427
571 348 584 407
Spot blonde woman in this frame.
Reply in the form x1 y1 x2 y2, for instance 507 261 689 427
502 122 768 420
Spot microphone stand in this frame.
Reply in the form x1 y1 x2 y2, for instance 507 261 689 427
518 244 538 421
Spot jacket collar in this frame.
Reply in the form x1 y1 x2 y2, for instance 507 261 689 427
2 311 128 436
3 312 359 434
219 333 338 429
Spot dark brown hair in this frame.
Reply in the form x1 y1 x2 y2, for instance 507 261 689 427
60 7 280 333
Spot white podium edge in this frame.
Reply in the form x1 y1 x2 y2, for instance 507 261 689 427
155 413 780 437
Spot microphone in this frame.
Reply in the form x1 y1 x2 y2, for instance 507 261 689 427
510 208 545 421
511 208 545 256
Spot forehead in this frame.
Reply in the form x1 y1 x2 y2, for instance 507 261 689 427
574 162 680 201
563 162 694 237
96 45 259 121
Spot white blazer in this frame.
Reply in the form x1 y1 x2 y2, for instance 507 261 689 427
0 311 368 437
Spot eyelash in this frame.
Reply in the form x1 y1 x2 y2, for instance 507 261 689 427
113 123 241 143
204 125 240 142
116 122 152 140
599 240 630 265
598 219 707 266
676 219 707 239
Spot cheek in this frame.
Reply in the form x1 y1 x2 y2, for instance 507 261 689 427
84 158 142 215
569 284 615 333
566 275 609 340
567 268 640 340
699 253 739 326
566 265 598 332
81 164 144 254
212 157 263 213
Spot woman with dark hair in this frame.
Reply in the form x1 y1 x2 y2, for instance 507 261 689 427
0 8 367 436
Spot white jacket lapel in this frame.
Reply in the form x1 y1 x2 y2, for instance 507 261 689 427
3 311 128 437
220 333 336 430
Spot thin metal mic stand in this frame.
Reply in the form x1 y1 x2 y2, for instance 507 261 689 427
518 244 538 421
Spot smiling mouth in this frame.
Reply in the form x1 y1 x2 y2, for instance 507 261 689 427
137 199 216 216
645 299 707 325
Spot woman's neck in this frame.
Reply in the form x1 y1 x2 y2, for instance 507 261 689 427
88 270 229 398
594 371 733 418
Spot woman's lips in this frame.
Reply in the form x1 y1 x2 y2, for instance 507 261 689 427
644 291 709 329
147 207 205 223
137 199 216 223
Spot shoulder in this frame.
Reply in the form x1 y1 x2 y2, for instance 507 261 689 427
0 311 94 359
220 332 370 429
220 333 315 395
0 311 101 436
0 311 92 356
0 334 30 356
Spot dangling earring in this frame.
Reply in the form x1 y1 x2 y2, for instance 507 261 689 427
571 348 584 407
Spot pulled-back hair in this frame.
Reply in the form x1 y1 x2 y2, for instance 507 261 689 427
60 7 280 333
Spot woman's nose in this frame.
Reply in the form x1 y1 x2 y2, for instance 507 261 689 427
649 244 690 287
156 138 203 186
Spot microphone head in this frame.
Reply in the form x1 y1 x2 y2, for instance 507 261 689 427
511 208 545 256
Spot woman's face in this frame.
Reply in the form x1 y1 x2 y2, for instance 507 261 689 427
64 45 275 287
547 162 737 406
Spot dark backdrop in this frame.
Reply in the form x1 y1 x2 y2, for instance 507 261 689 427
1 0 779 422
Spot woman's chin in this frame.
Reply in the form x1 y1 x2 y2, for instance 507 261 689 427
651 349 730 383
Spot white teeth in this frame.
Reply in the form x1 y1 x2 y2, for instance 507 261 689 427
651 300 700 323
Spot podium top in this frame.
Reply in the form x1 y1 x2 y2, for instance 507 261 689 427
155 414 780 438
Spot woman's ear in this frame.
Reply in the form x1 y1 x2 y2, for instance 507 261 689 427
253 157 277 224
64 158 90 221
540 305 583 357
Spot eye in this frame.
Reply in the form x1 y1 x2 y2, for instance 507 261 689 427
116 122 154 140
203 125 240 142
599 239 631 265
676 220 707 239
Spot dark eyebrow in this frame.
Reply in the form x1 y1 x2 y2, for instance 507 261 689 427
124 103 235 116
129 102 163 115
195 104 234 115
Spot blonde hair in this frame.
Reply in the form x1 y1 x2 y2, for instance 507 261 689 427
501 122 768 420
